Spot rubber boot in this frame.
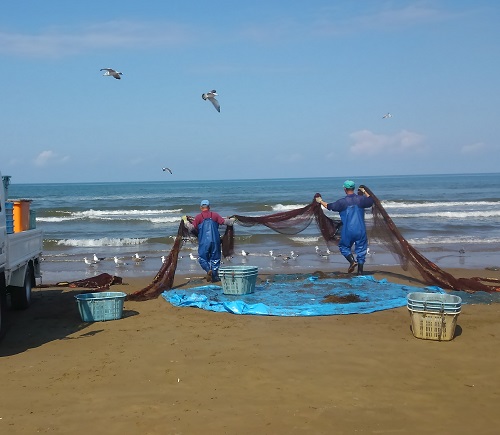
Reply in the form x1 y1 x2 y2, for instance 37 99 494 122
357 263 364 275
345 254 358 273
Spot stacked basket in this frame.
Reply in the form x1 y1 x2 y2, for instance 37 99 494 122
5 201 14 234
407 292 462 341
219 266 258 295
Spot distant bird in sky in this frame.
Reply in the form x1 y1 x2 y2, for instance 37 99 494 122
100 68 123 79
162 167 172 174
382 113 392 119
202 90 220 112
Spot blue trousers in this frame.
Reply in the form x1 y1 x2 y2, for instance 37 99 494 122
338 232 368 264
197 218 221 278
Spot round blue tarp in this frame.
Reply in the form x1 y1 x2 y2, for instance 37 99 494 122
162 274 447 316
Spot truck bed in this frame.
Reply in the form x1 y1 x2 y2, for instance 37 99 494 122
6 228 43 271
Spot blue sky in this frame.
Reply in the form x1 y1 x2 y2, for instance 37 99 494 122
1 1 499 183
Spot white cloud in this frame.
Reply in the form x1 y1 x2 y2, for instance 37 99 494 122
348 129 426 156
275 152 303 164
34 150 70 167
460 142 487 154
313 3 453 36
0 20 195 58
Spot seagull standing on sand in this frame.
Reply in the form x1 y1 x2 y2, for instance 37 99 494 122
315 246 331 259
93 253 106 262
189 253 198 261
114 256 128 267
84 257 98 267
382 113 392 119
202 90 220 112
133 253 146 263
269 250 281 260
241 249 250 257
100 68 123 79
162 167 172 174
290 251 299 260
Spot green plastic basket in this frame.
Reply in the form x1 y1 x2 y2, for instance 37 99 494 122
219 266 258 295
75 292 127 322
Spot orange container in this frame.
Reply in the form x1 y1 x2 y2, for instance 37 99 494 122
13 200 32 232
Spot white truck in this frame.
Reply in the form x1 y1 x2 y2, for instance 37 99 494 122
0 173 43 339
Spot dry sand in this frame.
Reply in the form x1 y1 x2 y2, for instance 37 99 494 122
1 266 500 434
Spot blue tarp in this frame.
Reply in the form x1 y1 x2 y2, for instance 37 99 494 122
162 275 446 316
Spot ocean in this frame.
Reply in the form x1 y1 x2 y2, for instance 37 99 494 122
7 173 500 283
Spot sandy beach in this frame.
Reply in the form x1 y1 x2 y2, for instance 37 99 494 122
1 266 500 434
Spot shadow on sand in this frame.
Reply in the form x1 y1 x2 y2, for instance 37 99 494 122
0 286 138 357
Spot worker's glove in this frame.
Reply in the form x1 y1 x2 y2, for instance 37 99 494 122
358 187 366 194
182 215 189 224
315 196 323 203
224 218 236 226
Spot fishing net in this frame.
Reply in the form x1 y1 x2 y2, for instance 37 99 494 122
37 273 123 292
128 188 499 301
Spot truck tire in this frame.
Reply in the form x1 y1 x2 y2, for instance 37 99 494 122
0 275 6 339
11 266 33 310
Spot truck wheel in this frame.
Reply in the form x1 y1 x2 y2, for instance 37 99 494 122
11 266 33 310
0 277 6 339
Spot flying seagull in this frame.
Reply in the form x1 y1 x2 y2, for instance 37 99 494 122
382 113 392 119
202 90 220 112
162 167 172 174
100 68 123 79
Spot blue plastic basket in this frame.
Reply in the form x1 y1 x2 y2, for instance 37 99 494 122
75 292 127 322
219 266 258 295
5 202 14 234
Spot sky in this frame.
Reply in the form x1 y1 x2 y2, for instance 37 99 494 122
1 1 499 183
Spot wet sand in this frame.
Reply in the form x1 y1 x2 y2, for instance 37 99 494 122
1 266 500 434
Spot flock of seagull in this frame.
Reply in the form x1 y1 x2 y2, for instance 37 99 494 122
83 253 146 268
83 246 377 269
100 68 221 112
101 68 393 119
101 68 392 176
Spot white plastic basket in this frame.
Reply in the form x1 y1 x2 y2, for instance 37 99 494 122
409 310 459 341
407 292 461 341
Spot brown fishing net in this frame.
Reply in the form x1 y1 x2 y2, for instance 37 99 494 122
38 273 123 292
128 188 499 301
362 185 500 293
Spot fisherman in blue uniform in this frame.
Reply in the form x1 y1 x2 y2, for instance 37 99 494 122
316 180 374 275
183 200 234 282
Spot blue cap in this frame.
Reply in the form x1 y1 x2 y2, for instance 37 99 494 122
343 180 355 189
200 199 210 207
